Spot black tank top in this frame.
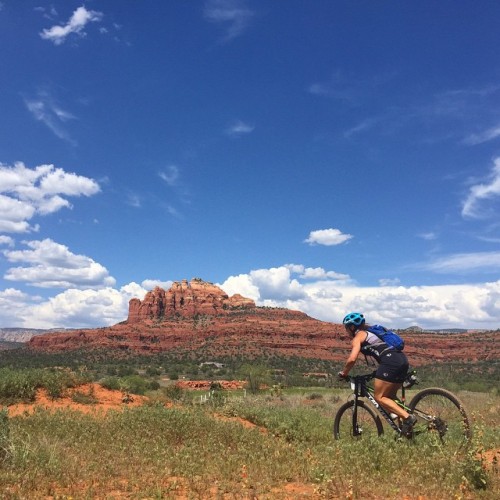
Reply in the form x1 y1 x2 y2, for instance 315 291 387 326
360 330 390 361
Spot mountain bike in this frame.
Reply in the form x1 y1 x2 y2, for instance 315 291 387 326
333 371 472 454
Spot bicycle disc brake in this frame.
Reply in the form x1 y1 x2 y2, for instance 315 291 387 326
427 417 448 438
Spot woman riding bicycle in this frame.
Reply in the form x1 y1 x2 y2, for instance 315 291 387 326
338 312 417 436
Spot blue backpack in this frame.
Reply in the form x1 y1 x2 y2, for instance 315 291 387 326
367 325 405 351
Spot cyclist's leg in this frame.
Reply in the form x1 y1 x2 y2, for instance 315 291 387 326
374 379 409 419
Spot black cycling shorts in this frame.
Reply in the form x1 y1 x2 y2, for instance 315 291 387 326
375 350 409 383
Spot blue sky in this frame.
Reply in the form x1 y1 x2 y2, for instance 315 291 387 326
1 1 500 330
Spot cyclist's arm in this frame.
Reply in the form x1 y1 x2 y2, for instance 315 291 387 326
339 330 366 377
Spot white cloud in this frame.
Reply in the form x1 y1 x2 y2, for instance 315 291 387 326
3 238 115 289
219 273 260 301
286 264 350 281
204 0 254 41
24 91 77 144
221 264 350 303
126 193 141 208
304 228 353 246
307 71 369 104
0 162 100 233
141 279 173 290
462 157 500 218
159 165 180 186
0 235 14 246
308 82 356 102
422 251 500 273
221 265 500 330
222 266 305 302
379 278 401 286
464 124 500 145
165 204 181 218
344 118 379 138
34 5 58 20
0 195 36 233
40 6 103 45
6 283 147 329
225 120 255 136
418 232 438 241
1 264 500 330
0 288 42 327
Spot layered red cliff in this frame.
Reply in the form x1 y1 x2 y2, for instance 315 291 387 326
28 278 499 365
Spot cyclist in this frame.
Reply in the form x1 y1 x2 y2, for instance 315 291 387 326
338 312 417 436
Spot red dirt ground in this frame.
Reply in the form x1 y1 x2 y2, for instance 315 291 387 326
6 383 147 417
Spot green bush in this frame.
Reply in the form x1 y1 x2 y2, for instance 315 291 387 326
100 376 121 391
43 372 66 400
120 375 149 395
71 386 98 405
162 384 185 401
0 368 39 403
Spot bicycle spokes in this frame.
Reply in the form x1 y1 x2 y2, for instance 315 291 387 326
409 388 471 454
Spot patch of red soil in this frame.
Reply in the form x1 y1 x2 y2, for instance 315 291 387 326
215 414 268 433
482 448 499 471
270 482 318 498
7 383 148 417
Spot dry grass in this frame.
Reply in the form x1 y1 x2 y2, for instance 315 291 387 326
0 384 498 498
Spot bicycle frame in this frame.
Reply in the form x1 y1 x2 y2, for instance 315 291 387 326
349 372 411 435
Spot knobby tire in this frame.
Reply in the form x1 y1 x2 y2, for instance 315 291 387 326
408 387 472 454
333 400 383 440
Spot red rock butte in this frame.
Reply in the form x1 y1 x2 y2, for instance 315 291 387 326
28 278 499 365
127 278 255 323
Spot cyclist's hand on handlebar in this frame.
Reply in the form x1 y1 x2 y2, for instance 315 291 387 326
338 371 349 381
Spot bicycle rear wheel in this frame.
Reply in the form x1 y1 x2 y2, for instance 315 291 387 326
408 387 472 454
333 400 383 440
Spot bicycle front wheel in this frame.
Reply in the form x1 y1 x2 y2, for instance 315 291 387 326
408 387 472 454
333 400 383 440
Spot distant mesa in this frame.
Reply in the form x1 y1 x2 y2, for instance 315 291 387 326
127 278 256 323
25 277 500 366
402 325 423 332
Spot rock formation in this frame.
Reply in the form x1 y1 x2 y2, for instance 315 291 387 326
127 278 255 323
27 278 500 366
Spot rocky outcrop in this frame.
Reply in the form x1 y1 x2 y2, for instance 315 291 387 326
27 278 500 366
127 278 255 323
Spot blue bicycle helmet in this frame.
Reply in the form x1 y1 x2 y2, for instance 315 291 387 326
342 312 365 328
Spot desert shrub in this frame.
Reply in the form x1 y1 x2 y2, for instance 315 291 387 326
0 368 90 404
120 375 149 395
71 386 98 405
305 392 323 400
0 368 39 403
43 372 67 400
162 385 185 401
238 364 270 394
145 366 161 376
148 380 160 391
100 376 121 391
